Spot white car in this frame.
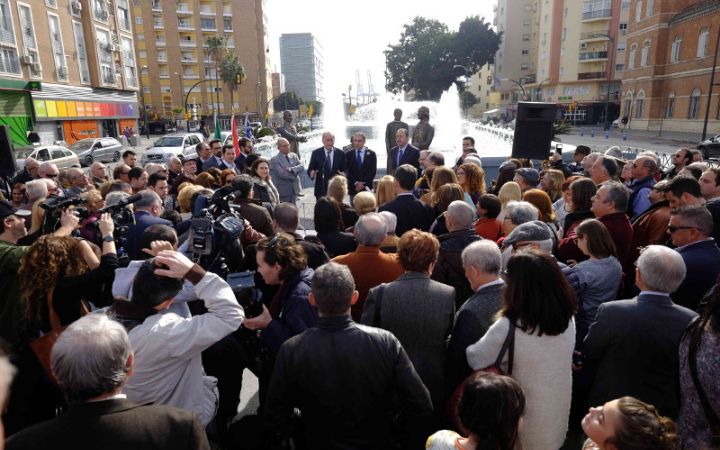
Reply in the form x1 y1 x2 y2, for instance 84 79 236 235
141 133 205 165
15 145 80 171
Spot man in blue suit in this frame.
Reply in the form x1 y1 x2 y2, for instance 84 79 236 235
388 128 420 174
668 205 720 311
378 164 432 236
125 190 173 260
345 132 377 197
584 245 697 419
307 132 346 199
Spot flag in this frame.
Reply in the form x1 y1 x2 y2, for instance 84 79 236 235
213 111 221 140
244 114 254 142
231 113 240 158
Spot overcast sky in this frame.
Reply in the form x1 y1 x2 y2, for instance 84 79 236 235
266 0 496 103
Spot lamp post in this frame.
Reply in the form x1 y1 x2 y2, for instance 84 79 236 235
702 25 720 141
601 33 616 130
453 64 472 119
141 65 150 139
503 78 526 101
174 71 185 131
536 78 550 101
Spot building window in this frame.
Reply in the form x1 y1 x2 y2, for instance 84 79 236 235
17 3 40 78
0 1 19 74
647 0 654 16
121 37 136 88
117 0 131 31
45 0 57 8
619 23 628 35
522 34 530 41
562 28 567 41
666 92 674 118
521 63 529 70
523 20 530 26
628 44 637 69
522 49 529 55
47 13 67 81
618 42 626 52
135 16 142 25
689 88 701 119
223 17 232 31
72 22 90 84
635 0 643 22
616 63 624 71
92 0 109 22
95 27 115 86
635 91 645 118
641 41 650 67
671 36 681 63
200 18 216 30
698 28 709 58
624 92 633 117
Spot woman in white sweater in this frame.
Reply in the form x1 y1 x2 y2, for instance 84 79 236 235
466 250 576 450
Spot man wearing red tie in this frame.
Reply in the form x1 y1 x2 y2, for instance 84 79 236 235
308 132 347 199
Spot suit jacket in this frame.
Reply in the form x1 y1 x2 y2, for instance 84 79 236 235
5 398 210 450
233 199 275 237
388 144 420 173
332 245 404 321
345 147 377 195
307 147 346 198
584 293 698 418
269 151 304 199
673 239 720 311
361 272 456 409
629 202 671 266
126 211 173 260
378 193 433 236
385 120 409 152
201 156 221 172
218 161 242 175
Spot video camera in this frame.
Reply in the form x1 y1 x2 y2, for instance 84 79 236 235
94 192 143 266
39 196 85 235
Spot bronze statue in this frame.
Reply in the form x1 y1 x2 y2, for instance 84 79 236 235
412 106 435 151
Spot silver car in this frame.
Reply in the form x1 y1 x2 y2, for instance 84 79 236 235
15 145 80 171
70 137 123 167
141 132 205 165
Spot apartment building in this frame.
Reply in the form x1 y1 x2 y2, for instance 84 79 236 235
134 0 272 126
621 0 720 134
279 33 323 102
524 0 628 126
492 0 539 119
0 0 139 146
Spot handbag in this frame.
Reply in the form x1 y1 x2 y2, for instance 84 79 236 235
688 322 720 446
29 289 88 385
447 321 516 431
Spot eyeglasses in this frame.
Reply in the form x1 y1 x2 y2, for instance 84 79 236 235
667 225 697 233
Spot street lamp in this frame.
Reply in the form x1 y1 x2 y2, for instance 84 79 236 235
702 26 720 141
453 64 472 119
141 65 150 139
600 33 616 130
174 71 185 131
536 78 550 101
502 78 526 101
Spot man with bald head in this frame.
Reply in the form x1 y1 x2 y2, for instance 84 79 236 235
270 137 305 203
307 131 346 199
628 155 658 219
12 157 39 184
65 167 90 198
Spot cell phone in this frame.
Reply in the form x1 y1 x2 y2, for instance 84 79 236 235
555 144 563 155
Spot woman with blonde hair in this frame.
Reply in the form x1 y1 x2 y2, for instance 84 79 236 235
497 181 522 223
541 169 565 203
457 163 486 205
327 175 358 228
375 175 397 208
352 191 377 216
177 184 205 220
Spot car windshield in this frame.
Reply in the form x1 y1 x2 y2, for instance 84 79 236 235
154 137 184 147
70 140 94 151
14 148 36 158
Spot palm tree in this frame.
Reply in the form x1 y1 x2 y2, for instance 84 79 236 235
205 35 227 136
219 51 245 114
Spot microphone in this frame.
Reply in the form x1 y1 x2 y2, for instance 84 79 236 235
98 193 143 213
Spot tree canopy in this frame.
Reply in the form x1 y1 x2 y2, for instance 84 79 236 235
273 92 304 111
385 16 501 101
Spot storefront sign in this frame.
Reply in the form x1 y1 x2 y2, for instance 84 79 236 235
33 99 137 120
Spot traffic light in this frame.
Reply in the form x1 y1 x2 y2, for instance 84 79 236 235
234 73 244 85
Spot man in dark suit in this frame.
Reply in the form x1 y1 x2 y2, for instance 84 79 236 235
388 128 420 174
272 203 329 269
668 205 720 311
194 141 212 174
6 314 210 450
201 139 223 172
233 137 254 171
378 164 432 236
385 108 409 173
584 245 698 419
307 132 346 199
345 132 377 197
125 190 173 260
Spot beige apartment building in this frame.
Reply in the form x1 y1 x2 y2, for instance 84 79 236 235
525 0 629 126
0 0 140 146
134 0 272 128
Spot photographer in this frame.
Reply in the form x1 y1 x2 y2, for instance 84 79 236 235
20 212 118 331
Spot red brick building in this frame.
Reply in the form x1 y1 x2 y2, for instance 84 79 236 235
621 0 720 135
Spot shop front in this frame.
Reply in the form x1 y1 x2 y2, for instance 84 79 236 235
31 84 138 146
0 78 41 146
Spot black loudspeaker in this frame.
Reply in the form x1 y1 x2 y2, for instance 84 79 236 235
512 102 557 160
0 126 17 177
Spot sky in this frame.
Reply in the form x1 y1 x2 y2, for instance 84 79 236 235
266 0 496 104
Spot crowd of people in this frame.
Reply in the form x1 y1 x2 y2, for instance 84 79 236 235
0 118 718 450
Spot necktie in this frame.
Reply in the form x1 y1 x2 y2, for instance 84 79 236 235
397 149 404 167
285 154 290 163
356 150 363 167
324 151 332 178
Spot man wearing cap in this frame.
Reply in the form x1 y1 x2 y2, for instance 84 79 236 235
513 168 540 192
0 203 78 350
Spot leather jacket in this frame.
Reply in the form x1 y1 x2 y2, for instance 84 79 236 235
264 315 433 449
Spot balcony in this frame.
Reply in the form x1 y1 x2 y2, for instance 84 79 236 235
179 40 196 47
181 57 197 64
177 24 195 31
159 73 169 79
582 9 612 21
155 40 166 47
223 7 232 16
579 51 608 61
153 21 164 29
176 5 193 15
151 0 161 11
199 8 216 16
578 71 607 80
580 31 610 42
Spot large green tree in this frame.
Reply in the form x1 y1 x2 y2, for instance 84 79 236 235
385 16 501 101
273 92 304 111
219 51 245 113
